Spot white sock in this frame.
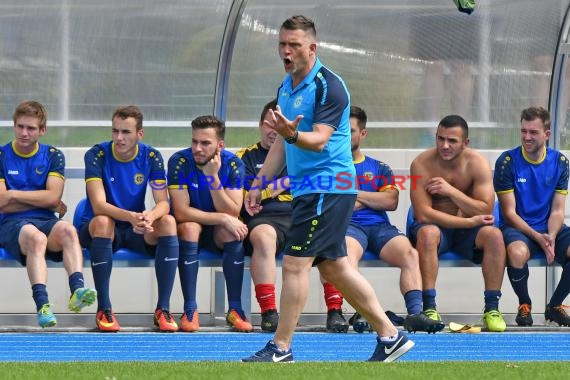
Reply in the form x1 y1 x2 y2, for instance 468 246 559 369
380 333 399 343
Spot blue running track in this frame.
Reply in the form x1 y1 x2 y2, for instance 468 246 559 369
0 332 568 361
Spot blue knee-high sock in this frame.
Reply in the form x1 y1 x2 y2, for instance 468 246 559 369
32 284 49 311
90 237 113 311
178 240 199 314
154 236 179 310
484 290 502 312
422 289 437 310
68 272 85 295
549 261 570 307
507 264 531 305
223 241 245 311
404 289 423 315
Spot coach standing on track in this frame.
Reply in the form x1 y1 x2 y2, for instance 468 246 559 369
241 15 414 363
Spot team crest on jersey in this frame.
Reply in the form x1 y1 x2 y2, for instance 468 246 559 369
294 96 303 108
364 171 373 181
134 173 145 185
561 156 566 162
35 165 46 175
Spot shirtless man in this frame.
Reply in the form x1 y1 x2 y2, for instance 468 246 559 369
409 114 507 332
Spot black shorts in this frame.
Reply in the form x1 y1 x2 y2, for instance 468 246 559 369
0 217 63 266
283 193 356 264
79 221 156 256
244 213 291 257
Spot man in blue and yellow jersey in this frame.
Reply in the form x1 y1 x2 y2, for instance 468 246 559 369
322 106 445 335
78 105 179 332
0 100 96 328
494 106 570 327
236 98 291 333
242 15 414 363
168 115 252 333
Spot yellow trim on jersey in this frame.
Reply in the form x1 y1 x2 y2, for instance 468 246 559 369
85 177 102 183
556 189 568 195
496 189 514 195
112 142 139 162
242 188 272 201
381 184 398 192
168 184 188 189
277 194 293 202
521 146 546 165
48 172 65 180
243 189 292 203
12 141 39 158
353 155 365 164
235 142 259 159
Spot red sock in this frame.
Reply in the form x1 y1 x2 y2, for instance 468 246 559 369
255 283 276 313
323 282 343 311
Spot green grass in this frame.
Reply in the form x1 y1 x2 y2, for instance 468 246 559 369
0 361 568 380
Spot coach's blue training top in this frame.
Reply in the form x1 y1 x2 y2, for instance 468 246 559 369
278 58 357 197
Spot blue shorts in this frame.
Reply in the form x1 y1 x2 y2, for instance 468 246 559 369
283 193 356 264
346 222 404 255
0 217 63 265
408 221 484 264
79 222 155 256
197 225 222 253
502 225 570 266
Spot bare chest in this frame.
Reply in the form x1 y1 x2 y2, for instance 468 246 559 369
429 166 474 194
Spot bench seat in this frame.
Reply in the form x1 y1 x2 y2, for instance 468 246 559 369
0 246 546 267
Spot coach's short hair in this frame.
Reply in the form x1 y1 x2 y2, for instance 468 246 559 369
281 15 316 39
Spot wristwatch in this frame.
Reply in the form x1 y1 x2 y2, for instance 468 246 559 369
284 130 299 144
